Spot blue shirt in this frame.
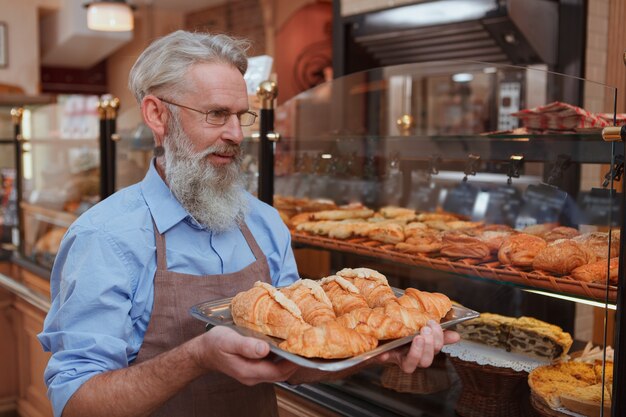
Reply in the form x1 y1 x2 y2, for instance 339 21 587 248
37 161 299 417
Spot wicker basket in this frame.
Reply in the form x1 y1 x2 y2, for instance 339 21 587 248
380 353 451 394
530 393 569 417
448 355 532 417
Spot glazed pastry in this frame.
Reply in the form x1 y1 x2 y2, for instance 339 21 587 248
397 288 452 319
571 257 619 284
498 234 547 267
319 275 369 315
336 267 397 308
280 279 336 326
336 307 414 340
395 235 443 254
543 226 580 242
231 281 310 339
279 320 378 359
440 232 491 259
532 239 597 275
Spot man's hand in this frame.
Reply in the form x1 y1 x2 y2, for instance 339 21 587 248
188 326 300 385
375 320 460 373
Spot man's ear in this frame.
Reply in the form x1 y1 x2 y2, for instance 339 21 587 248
142 95 168 144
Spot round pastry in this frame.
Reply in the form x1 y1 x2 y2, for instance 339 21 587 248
573 231 620 259
498 234 547 267
532 240 597 275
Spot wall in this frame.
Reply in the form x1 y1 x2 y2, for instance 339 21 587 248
106 7 185 130
0 0 60 94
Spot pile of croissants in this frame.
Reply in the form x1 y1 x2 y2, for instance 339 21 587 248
231 268 452 359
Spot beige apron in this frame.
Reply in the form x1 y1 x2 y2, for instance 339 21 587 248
132 219 279 417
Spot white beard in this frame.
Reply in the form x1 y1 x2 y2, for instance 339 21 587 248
162 115 248 233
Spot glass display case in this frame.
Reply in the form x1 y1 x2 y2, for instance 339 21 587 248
11 94 133 273
264 61 623 417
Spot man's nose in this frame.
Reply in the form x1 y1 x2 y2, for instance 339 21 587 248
221 114 245 144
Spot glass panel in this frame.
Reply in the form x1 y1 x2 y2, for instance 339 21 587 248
19 95 101 269
273 61 618 416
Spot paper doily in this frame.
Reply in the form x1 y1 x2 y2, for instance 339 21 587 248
442 340 551 373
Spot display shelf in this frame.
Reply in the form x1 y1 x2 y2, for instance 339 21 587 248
291 231 617 303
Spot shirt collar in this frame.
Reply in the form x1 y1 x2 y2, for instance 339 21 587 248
140 159 190 234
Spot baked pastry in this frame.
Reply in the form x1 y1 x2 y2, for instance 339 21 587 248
34 227 67 254
404 222 429 238
383 302 431 331
279 320 378 359
573 231 620 259
498 234 547 267
290 212 314 227
477 230 515 253
571 257 619 284
440 232 491 259
231 281 310 339
280 279 336 326
379 206 416 219
424 220 482 231
337 306 414 340
543 226 580 242
366 222 405 244
397 288 452 320
319 275 369 315
521 223 558 237
529 361 611 411
456 313 572 361
336 268 397 308
416 212 459 222
532 239 597 275
455 313 516 348
310 208 374 221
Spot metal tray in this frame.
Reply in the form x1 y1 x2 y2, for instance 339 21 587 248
189 292 479 372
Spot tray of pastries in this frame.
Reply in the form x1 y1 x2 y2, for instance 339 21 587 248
287 205 619 302
190 268 478 372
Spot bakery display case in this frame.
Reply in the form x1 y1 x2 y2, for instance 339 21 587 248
263 61 624 416
12 94 122 274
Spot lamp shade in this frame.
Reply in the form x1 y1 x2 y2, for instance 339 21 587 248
86 1 134 32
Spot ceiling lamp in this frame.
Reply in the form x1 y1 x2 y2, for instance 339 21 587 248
84 1 135 32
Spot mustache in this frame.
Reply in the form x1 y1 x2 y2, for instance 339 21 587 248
196 143 242 160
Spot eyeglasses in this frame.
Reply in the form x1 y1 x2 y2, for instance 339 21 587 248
157 97 258 127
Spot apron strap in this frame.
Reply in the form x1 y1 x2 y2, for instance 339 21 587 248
239 221 265 261
152 218 168 271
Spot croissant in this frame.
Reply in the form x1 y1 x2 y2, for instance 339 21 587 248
532 240 597 275
383 302 431 331
397 288 452 320
336 307 413 340
320 275 369 315
498 234 547 267
280 279 336 326
279 320 378 359
336 267 398 308
231 281 310 339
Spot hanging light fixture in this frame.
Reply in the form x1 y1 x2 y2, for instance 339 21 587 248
84 0 135 32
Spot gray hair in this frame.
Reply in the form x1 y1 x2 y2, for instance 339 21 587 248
128 30 250 104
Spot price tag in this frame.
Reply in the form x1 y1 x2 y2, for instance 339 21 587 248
483 186 523 226
577 188 622 226
409 182 440 212
515 183 568 229
443 182 480 218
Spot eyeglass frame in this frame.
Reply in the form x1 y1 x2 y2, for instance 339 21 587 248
156 97 258 127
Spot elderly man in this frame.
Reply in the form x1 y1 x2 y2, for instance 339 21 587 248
38 30 458 417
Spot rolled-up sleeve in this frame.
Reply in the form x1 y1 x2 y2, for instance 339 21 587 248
38 226 137 417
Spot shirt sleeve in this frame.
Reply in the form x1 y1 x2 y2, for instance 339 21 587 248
272 226 300 287
38 226 137 417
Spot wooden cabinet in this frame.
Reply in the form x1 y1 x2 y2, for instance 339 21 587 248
0 264 52 417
